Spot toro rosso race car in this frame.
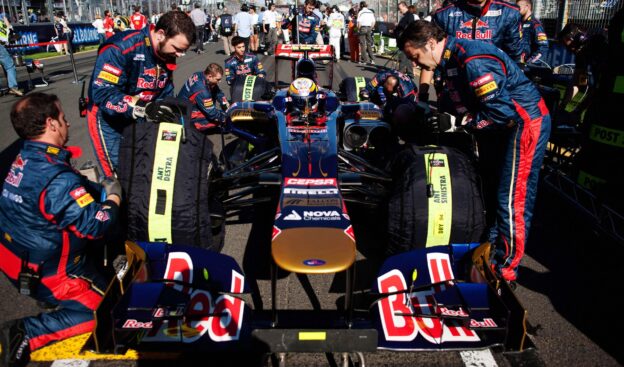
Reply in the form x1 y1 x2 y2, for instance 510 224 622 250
78 45 535 364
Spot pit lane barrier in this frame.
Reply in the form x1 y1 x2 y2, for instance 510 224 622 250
5 40 79 84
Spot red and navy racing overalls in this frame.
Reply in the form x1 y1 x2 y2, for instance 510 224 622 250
177 71 229 131
0 141 118 351
284 10 320 44
520 15 549 63
366 69 417 102
432 0 523 62
87 25 175 177
439 37 551 281
224 52 266 85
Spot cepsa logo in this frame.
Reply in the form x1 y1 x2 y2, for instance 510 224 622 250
142 252 246 343
376 253 480 344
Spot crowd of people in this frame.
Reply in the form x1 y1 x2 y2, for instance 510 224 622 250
0 0 621 366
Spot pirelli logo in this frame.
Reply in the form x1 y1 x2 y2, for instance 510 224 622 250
475 81 497 97
98 71 120 84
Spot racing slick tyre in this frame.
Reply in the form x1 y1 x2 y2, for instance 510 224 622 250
230 75 272 102
340 76 371 102
118 117 223 252
386 145 486 255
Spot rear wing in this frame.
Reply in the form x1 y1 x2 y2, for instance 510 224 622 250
274 44 334 89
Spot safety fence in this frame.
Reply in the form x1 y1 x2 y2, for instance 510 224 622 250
534 0 624 37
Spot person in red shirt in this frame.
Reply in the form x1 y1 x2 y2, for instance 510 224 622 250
130 6 147 30
103 10 115 38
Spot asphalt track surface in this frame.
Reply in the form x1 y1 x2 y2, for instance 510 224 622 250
1 41 623 367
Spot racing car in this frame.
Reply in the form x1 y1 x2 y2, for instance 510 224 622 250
60 46 536 365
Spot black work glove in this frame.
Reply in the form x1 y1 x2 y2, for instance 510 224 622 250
101 177 122 200
427 112 458 133
359 89 370 100
144 101 177 123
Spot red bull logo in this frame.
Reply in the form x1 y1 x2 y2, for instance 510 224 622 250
11 155 27 170
460 19 489 29
143 67 158 77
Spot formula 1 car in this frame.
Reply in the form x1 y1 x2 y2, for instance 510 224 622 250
75 48 536 365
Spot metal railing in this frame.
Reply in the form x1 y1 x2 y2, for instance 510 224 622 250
534 0 624 36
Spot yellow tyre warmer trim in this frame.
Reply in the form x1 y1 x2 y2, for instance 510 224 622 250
589 124 624 148
613 75 624 94
425 153 453 247
148 122 183 243
577 170 607 190
354 76 366 102
242 75 258 101
29 333 180 361
298 331 327 341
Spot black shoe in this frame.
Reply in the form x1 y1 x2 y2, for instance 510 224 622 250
0 320 30 367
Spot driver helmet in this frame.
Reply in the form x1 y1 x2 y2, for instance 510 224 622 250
288 77 318 114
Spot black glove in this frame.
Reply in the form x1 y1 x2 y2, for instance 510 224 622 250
418 91 430 103
101 177 122 200
428 112 458 133
145 101 177 123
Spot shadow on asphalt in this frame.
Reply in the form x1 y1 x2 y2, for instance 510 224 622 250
522 185 624 364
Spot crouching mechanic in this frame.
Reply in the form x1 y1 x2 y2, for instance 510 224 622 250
362 69 417 118
178 63 229 131
399 21 551 283
0 93 122 367
224 36 266 85
87 11 195 178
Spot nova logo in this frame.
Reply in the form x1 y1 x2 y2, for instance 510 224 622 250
284 210 302 221
303 211 341 221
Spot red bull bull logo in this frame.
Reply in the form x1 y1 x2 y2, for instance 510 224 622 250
143 67 158 77
457 18 491 40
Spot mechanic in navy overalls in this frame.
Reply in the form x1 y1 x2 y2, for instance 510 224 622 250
0 94 122 366
399 21 551 283
224 35 266 85
178 63 229 131
418 0 523 101
284 0 321 44
87 11 195 178
362 69 417 119
516 0 549 64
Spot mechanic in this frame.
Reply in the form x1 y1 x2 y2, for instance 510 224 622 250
87 10 195 178
177 63 229 131
363 69 417 108
418 0 523 102
0 93 122 367
399 21 551 284
224 35 266 85
556 23 608 123
284 0 321 45
516 0 548 64
0 16 23 96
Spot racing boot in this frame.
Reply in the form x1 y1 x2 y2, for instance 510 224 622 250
0 319 30 367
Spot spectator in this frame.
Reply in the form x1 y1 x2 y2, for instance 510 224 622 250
263 3 278 55
28 9 37 23
327 6 345 62
249 5 259 52
130 5 147 30
0 16 23 96
356 1 375 64
233 4 253 51
216 7 234 54
190 2 206 53
92 14 105 44
395 1 418 77
0 93 121 367
347 8 360 62
103 10 114 38
53 11 70 55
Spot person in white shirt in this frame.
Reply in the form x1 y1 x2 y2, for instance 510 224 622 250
327 6 345 62
190 3 207 53
262 3 278 55
356 1 376 64
92 14 105 44
233 4 254 51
